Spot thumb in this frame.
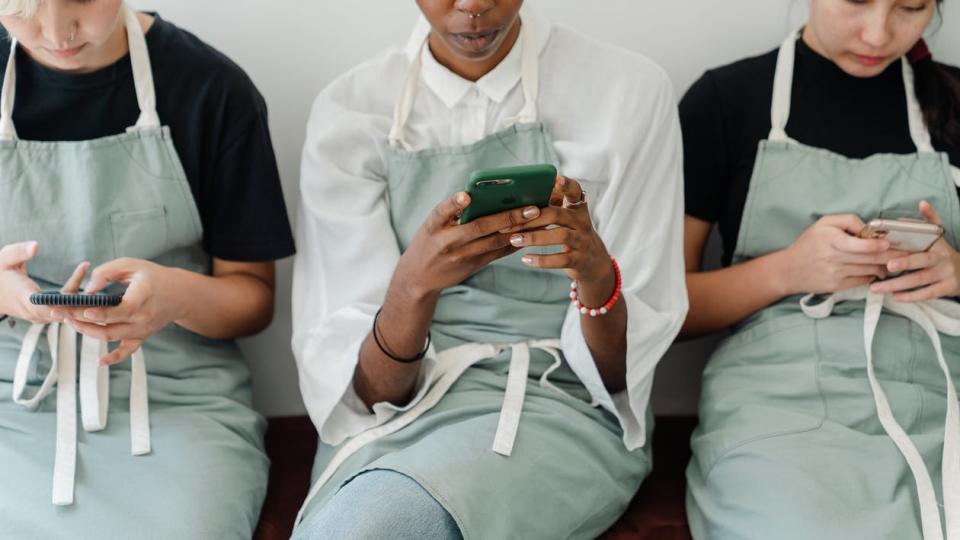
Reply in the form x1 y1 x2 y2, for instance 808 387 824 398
919 200 943 226
825 214 867 236
0 241 38 269
84 258 134 293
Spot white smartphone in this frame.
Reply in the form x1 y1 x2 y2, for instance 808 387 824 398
858 218 944 252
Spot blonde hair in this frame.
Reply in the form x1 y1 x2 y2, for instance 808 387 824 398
0 0 39 18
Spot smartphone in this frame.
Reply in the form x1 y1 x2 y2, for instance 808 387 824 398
458 164 557 225
30 291 123 308
857 218 944 252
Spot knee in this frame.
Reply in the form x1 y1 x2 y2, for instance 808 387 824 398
294 470 461 540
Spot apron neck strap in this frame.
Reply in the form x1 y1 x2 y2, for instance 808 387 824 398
0 3 160 142
122 4 160 132
0 38 19 140
769 27 934 153
389 20 540 150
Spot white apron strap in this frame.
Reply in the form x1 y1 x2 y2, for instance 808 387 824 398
52 323 78 506
79 334 150 454
79 336 109 431
388 18 540 150
768 29 802 143
122 3 160 131
492 342 530 456
0 38 18 141
129 347 151 455
801 289 960 540
12 323 59 408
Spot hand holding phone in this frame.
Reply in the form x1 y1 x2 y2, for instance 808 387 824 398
458 164 557 224
30 290 123 307
0 241 91 325
857 218 944 253
867 201 960 302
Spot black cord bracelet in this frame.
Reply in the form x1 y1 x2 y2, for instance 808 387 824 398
372 307 431 364
0 315 7 324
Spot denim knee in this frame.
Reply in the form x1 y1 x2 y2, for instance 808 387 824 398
293 469 462 540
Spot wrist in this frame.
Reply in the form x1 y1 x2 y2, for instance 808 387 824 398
765 249 796 297
576 260 617 308
165 266 195 324
392 262 442 303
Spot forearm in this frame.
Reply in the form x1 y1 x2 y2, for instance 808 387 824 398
169 267 275 339
353 276 439 410
578 266 628 393
681 250 790 338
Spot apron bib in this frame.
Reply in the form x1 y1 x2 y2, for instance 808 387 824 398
0 6 267 537
296 23 650 540
688 30 960 540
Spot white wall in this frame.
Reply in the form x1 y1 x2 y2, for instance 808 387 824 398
133 0 960 417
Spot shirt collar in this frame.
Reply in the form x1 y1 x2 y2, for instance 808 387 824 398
403 3 551 109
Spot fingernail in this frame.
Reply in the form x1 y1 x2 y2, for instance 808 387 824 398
83 310 95 319
521 255 533 265
522 206 539 219
510 234 523 246
888 263 900 272
456 192 467 205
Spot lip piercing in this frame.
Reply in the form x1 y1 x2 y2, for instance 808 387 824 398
467 12 481 20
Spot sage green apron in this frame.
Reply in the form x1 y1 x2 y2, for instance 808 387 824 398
687 30 960 540
295 24 650 540
0 6 267 539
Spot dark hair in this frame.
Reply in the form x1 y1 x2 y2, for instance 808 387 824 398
914 0 960 145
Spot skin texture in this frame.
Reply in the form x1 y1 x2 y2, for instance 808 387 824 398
0 0 278 363
682 0 959 338
416 0 522 81
355 3 628 409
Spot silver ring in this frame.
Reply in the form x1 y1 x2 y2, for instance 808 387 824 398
567 190 587 208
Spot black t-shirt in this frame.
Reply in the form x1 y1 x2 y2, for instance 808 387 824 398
0 14 295 262
680 37 960 266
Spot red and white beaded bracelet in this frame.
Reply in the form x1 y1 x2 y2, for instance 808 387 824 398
570 257 622 317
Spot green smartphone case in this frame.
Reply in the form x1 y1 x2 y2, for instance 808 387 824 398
458 164 557 224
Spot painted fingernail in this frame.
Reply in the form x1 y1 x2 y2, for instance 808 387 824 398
522 207 539 219
510 234 523 246
521 255 534 265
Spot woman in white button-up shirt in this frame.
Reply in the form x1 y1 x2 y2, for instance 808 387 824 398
292 1 687 538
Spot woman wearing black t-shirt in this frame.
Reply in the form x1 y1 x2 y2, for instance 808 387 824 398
681 0 960 537
0 1 293 537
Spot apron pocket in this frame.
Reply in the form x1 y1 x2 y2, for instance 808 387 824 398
111 206 169 261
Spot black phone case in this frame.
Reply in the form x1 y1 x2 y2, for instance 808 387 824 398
30 291 123 307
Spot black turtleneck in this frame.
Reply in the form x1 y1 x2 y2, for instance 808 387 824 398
680 37 960 266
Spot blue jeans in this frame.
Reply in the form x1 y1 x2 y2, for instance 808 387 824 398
293 469 463 540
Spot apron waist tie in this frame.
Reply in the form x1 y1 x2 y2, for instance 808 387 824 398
801 286 960 540
294 338 564 527
12 322 151 506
